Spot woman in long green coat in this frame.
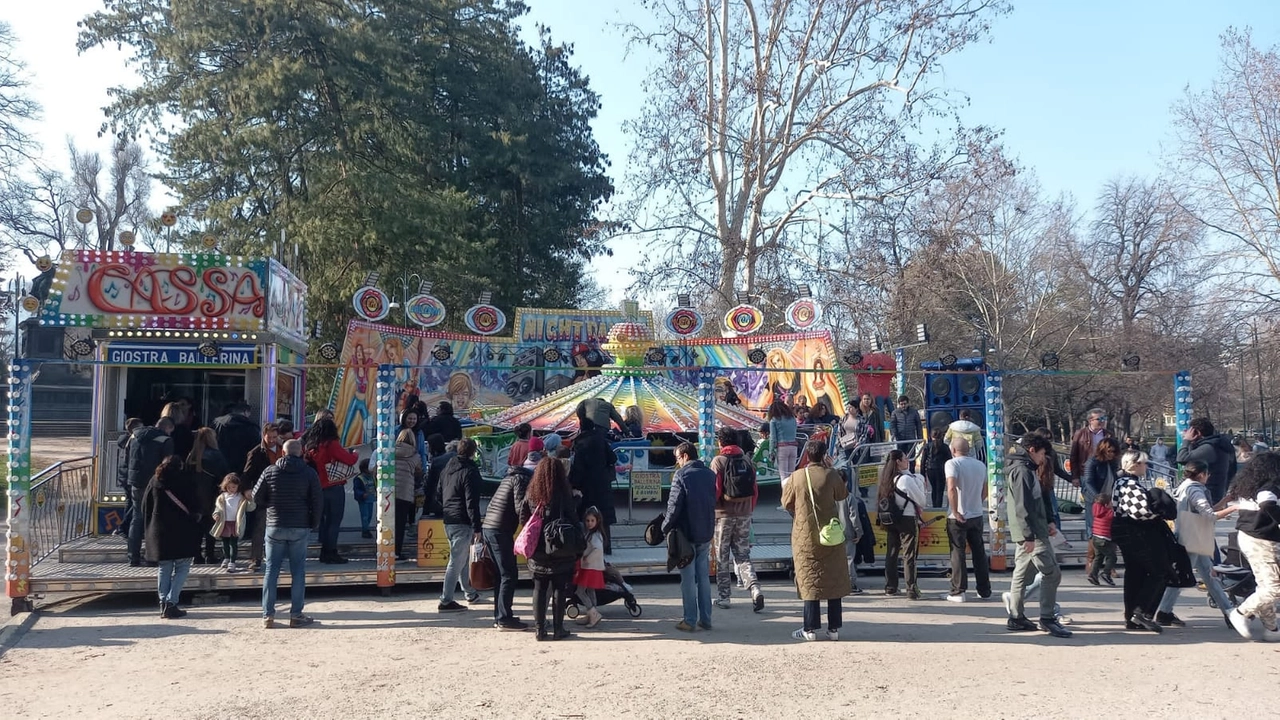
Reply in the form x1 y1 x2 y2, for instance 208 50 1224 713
782 440 851 641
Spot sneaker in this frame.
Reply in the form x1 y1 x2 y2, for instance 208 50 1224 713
849 585 864 596
262 616 274 629
494 619 529 631
945 593 967 603
907 588 922 601
697 620 712 631
220 559 230 569
289 614 315 628
675 620 697 633
437 601 467 613
1228 609 1256 640
1155 611 1185 627
1261 627 1280 643
1002 592 1014 618
1101 574 1115 586
752 590 765 613
1039 618 1073 638
714 597 731 610
574 613 590 626
1006 616 1037 632
884 588 900 596
1086 575 1100 586
587 609 603 628
825 629 839 641
792 628 817 641
1129 612 1163 633
465 593 482 604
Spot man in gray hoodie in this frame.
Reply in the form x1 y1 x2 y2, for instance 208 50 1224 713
1004 435 1071 638
1176 417 1235 504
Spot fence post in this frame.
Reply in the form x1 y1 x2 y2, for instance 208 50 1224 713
374 364 397 590
1174 371 1193 453
6 360 34 614
983 370 1008 572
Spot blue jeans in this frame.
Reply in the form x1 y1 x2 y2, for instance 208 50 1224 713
440 524 476 603
1159 551 1233 615
262 526 309 618
358 498 375 532
483 528 518 622
678 541 712 626
128 485 146 562
318 485 346 555
157 558 192 605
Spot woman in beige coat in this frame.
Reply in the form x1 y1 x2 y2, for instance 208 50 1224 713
394 429 424 561
782 440 851 641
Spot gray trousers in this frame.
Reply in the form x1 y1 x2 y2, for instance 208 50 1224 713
1008 538 1060 621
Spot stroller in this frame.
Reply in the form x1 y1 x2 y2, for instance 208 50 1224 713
566 564 643 619
1212 563 1256 608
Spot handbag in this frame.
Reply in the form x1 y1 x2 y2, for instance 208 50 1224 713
806 467 845 547
468 541 497 591
514 504 544 558
325 459 358 485
1164 527 1197 588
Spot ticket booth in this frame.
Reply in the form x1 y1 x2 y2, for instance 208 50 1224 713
37 250 309 515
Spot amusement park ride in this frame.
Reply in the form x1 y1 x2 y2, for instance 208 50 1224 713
5 248 1195 611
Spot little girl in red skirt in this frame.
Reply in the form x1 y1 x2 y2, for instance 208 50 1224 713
573 507 607 628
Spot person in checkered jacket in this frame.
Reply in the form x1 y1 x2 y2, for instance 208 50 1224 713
1108 451 1170 632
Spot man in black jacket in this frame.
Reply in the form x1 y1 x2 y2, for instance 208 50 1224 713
126 417 174 566
426 401 463 443
890 395 923 471
254 439 322 628
437 438 483 612
423 433 454 518
114 418 143 537
482 459 533 630
1176 417 1236 503
241 422 282 571
213 402 261 477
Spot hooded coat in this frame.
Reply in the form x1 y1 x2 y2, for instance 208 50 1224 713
142 468 203 562
782 465 851 601
394 442 423 503
568 428 617 526
1176 434 1235 501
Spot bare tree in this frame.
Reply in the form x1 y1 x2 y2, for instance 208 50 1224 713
620 0 1009 311
0 138 151 263
1171 28 1280 306
0 22 38 175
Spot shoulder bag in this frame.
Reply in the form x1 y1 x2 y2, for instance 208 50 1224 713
514 503 544 558
806 467 846 547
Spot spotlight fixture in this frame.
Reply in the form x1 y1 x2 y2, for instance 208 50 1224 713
747 347 767 365
871 335 885 353
1040 352 1059 370
542 347 563 364
842 350 863 366
644 347 666 364
915 323 929 344
939 353 958 369
796 284 811 298
1121 353 1140 371
677 293 692 308
197 340 221 359
317 343 339 362
70 339 94 357
431 344 453 362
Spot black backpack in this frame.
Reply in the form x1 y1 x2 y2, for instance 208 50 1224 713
877 488 914 527
721 454 756 500
542 515 587 560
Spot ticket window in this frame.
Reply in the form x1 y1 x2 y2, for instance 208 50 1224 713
123 368 248 427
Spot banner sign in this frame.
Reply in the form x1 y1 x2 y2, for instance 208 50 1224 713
105 342 258 365
630 471 663 503
868 510 951 556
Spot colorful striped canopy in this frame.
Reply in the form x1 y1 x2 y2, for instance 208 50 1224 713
487 374 763 433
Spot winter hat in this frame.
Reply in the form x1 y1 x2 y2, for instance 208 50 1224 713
543 433 563 454
528 436 545 453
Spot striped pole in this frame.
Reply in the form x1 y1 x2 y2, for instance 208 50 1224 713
6 360 34 612
983 371 1008 571
374 364 397 588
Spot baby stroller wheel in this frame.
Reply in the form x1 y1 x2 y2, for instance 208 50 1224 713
627 602 642 618
566 604 580 619
1208 596 1218 609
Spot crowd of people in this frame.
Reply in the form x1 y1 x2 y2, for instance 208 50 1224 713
116 395 1279 645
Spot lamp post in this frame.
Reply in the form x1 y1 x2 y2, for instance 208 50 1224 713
387 272 424 327
1245 320 1267 439
1233 324 1249 433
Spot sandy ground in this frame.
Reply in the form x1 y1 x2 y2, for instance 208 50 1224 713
1 572 1276 719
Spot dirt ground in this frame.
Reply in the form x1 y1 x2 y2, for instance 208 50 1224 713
1 571 1276 719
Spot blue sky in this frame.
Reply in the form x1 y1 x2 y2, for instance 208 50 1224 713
6 1 1280 294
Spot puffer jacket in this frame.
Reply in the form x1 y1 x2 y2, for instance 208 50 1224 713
126 426 173 488
661 459 716 544
482 466 531 534
253 455 322 530
438 455 483 531
1176 433 1235 499
890 407 922 442
394 442 423 503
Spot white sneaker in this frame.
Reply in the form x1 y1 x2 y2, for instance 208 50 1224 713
791 628 816 642
1228 609 1257 641
825 629 839 641
1002 591 1013 617
945 593 967 603
714 597 731 609
1261 627 1280 643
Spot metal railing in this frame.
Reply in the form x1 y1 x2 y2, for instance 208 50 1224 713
25 456 95 567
